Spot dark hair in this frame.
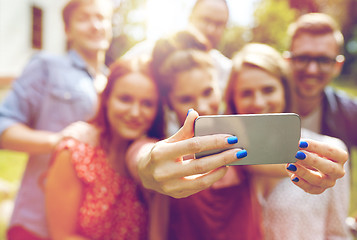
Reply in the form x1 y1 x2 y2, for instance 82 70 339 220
225 43 296 114
151 29 211 102
153 48 215 109
90 57 165 150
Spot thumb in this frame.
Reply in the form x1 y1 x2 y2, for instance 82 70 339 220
167 109 199 143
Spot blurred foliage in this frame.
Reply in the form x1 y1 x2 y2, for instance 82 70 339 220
106 0 146 65
251 0 297 52
219 25 250 59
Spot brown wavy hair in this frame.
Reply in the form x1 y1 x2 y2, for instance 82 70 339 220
90 57 165 151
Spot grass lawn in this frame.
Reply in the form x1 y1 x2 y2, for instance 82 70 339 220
0 150 27 240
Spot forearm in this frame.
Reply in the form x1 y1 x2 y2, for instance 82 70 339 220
0 123 60 154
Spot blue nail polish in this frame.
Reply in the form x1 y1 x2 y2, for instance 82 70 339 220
299 141 308 148
236 149 247 159
186 108 193 116
227 136 238 144
295 151 306 160
292 177 299 182
287 164 297 172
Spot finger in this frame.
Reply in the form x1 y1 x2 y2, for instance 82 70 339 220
151 134 240 163
180 149 246 177
161 167 228 198
289 173 327 195
294 150 346 179
298 139 348 165
155 148 245 181
167 109 199 143
286 162 336 189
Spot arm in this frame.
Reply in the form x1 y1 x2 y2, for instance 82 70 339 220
136 110 248 198
0 121 97 155
0 54 61 154
45 150 89 240
0 123 61 154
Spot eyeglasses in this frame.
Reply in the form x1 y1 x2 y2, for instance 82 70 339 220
288 53 344 73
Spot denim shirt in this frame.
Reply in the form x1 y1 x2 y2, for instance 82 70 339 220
0 50 98 238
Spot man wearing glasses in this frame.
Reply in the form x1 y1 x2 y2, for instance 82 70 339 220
285 13 357 236
286 13 357 151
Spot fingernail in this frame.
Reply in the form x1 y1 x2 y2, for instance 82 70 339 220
295 151 306 160
236 149 247 159
286 164 297 172
227 136 238 144
299 141 308 148
187 108 194 116
292 177 299 182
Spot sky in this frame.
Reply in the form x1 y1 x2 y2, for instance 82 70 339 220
144 0 259 40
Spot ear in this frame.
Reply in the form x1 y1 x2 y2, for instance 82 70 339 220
333 55 345 77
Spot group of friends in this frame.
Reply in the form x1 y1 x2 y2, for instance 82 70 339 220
0 0 356 239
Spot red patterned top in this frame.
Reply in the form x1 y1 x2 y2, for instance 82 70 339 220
54 138 148 240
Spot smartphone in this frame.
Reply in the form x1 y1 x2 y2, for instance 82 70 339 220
194 113 301 165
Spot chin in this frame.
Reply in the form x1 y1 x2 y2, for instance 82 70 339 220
121 130 145 141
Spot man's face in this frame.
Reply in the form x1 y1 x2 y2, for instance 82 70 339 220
289 33 342 99
66 0 113 55
189 0 229 49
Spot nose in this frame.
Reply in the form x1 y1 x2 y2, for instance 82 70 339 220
129 102 141 117
252 92 266 112
196 98 212 116
305 60 320 74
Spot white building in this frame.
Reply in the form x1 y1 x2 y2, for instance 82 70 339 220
0 0 68 81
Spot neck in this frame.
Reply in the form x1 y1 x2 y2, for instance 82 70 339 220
296 94 323 117
75 48 106 77
107 136 131 175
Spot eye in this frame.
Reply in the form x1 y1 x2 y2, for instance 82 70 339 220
141 99 156 108
202 88 213 97
262 86 276 95
240 90 253 98
118 95 133 103
316 56 334 64
294 56 310 64
75 13 89 22
177 95 194 104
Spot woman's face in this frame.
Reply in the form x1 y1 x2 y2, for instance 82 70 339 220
168 68 221 125
107 72 159 140
233 66 285 114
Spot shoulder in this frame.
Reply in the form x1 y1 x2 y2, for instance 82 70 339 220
209 49 232 64
325 86 357 109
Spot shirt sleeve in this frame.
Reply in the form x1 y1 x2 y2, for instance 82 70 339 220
0 53 48 135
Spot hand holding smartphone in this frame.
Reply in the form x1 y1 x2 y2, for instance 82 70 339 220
194 113 301 165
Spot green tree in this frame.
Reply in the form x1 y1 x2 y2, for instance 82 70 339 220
251 0 297 52
219 25 250 58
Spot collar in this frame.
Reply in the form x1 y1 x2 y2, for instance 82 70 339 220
67 49 109 77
